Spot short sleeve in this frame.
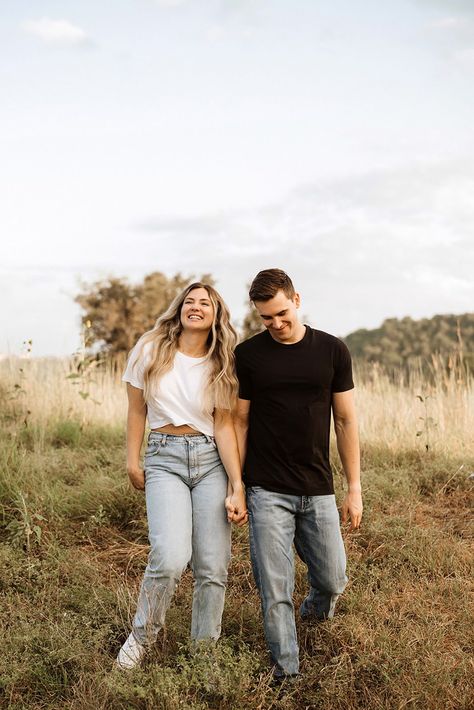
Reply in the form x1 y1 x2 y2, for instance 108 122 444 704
122 340 150 390
332 339 354 393
235 346 253 401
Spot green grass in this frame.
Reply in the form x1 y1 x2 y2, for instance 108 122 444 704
1 423 473 710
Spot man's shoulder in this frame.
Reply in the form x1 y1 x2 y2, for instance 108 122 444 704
235 330 268 355
308 327 349 352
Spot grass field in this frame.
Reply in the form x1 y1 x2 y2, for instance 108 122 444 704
1 356 473 709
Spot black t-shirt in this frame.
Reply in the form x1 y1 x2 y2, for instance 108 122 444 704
235 325 354 496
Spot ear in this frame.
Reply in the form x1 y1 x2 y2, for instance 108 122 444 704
294 293 301 309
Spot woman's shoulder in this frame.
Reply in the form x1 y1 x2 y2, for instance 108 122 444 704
128 334 156 364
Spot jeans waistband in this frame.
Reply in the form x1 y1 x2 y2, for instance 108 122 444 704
148 432 215 444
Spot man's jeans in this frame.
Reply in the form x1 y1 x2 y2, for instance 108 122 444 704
247 487 348 677
132 432 231 645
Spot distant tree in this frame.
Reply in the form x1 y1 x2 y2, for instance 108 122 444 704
241 301 264 341
344 313 474 371
75 271 215 356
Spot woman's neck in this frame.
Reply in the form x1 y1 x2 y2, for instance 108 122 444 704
178 332 209 358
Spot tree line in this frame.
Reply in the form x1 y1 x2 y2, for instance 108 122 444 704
344 314 473 370
75 272 473 369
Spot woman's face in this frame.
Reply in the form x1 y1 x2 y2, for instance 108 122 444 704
180 287 215 333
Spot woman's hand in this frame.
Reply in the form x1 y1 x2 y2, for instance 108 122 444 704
127 465 145 491
225 488 248 526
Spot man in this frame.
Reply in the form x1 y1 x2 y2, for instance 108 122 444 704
234 268 362 680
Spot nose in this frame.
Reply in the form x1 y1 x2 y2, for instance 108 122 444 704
273 317 284 330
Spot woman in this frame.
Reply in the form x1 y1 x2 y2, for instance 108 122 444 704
116 282 247 669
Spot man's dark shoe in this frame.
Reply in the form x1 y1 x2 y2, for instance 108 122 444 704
299 599 328 622
271 673 301 687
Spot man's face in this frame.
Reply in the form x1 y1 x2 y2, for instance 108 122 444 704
253 290 301 343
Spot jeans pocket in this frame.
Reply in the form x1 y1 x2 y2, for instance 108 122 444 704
246 485 261 498
145 442 162 458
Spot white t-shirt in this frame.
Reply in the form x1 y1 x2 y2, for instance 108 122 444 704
122 340 214 436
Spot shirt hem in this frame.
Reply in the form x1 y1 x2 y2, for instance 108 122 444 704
244 480 334 496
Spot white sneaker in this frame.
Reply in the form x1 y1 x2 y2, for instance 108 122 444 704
116 633 146 670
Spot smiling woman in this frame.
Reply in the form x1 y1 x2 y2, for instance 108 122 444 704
180 289 215 346
116 282 247 670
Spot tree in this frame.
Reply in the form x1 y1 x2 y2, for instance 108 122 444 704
241 299 264 341
75 271 215 356
344 313 474 371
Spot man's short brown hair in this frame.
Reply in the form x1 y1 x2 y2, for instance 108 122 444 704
249 269 296 302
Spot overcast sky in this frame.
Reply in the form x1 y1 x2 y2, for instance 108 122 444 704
1 0 473 356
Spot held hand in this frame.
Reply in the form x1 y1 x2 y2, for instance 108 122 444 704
225 490 248 527
127 466 145 491
341 489 363 531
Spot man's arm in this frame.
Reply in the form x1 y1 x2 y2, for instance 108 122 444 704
332 389 363 530
234 398 250 469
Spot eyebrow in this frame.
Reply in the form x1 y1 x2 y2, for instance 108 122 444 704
261 309 287 318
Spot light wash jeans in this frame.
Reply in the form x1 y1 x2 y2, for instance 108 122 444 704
132 432 231 645
247 487 348 677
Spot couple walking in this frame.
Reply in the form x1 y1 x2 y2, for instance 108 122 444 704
117 268 363 681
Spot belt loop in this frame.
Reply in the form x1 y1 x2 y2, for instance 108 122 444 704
162 434 167 446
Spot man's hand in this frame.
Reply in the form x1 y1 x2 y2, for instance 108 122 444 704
225 489 248 527
127 465 145 491
341 489 363 531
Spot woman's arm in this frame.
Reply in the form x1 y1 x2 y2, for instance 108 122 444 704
126 383 147 491
214 408 248 526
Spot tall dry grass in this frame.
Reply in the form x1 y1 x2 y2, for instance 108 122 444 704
354 357 473 456
1 354 472 456
0 355 126 429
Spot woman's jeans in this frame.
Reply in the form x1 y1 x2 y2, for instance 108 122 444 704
247 487 348 677
132 432 231 645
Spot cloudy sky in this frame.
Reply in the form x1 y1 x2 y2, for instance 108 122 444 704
1 0 473 356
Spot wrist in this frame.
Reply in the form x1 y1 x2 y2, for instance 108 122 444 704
347 484 361 494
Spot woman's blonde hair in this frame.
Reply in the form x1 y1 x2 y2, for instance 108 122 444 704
133 282 238 412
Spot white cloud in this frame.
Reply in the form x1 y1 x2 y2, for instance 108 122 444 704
431 16 469 29
426 12 474 67
207 23 226 41
416 0 474 13
454 47 474 65
22 18 92 47
152 0 187 6
429 13 474 37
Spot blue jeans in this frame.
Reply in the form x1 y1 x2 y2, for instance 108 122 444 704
132 433 231 645
247 487 347 676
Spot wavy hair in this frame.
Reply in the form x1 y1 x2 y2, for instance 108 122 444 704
132 282 238 412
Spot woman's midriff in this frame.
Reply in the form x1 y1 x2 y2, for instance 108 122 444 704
151 424 203 435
